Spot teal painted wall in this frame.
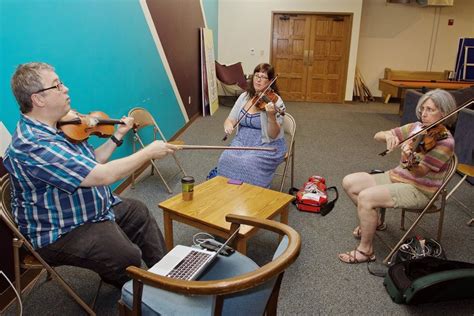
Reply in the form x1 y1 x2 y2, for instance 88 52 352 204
0 0 187 188
202 0 219 59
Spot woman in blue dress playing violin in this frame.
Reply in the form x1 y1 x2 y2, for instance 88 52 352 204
217 63 287 188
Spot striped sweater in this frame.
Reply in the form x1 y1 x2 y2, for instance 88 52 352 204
389 122 454 197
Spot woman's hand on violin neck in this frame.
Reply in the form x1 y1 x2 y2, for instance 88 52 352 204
264 102 277 115
146 140 179 159
115 116 134 138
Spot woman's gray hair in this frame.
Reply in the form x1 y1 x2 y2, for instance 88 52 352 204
11 62 55 114
415 89 457 126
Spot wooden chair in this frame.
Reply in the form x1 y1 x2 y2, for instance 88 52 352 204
118 214 301 316
128 107 187 193
276 113 296 192
0 174 98 315
379 154 458 264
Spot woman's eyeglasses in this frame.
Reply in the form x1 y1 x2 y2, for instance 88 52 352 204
254 74 269 81
419 106 439 115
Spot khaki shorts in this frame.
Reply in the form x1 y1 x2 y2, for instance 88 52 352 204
372 172 430 209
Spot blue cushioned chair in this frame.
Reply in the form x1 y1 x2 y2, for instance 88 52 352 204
453 108 474 184
118 214 301 316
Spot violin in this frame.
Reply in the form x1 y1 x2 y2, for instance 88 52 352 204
58 111 125 142
251 89 285 116
403 124 449 169
379 98 474 157
222 76 281 141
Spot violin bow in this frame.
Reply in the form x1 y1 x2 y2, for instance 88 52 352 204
170 141 276 152
222 76 279 141
379 98 474 156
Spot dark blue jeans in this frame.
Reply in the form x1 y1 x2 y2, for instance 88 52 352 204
37 198 166 287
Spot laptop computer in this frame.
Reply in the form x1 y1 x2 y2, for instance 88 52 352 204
149 228 240 281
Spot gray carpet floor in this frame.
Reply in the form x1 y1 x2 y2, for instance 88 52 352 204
5 101 474 315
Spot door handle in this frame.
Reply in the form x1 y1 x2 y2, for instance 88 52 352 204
308 50 314 66
304 50 309 65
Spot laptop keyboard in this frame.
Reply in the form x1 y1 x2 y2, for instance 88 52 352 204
166 250 212 280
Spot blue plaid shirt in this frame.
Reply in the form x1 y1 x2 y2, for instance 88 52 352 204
4 115 119 249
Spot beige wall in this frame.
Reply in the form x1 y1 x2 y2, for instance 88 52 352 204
218 0 363 101
358 0 474 97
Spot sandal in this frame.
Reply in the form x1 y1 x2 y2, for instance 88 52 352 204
338 248 376 264
352 222 387 239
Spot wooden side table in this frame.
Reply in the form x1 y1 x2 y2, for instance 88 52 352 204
159 176 295 254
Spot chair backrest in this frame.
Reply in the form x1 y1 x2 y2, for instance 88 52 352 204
282 113 296 148
0 174 13 223
454 108 474 166
441 153 458 190
128 107 167 141
121 214 301 315
276 113 296 192
432 153 459 209
0 174 29 255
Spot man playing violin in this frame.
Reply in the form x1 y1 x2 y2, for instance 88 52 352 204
217 63 287 188
4 62 179 286
338 89 456 264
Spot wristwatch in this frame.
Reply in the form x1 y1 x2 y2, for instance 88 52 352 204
110 135 123 147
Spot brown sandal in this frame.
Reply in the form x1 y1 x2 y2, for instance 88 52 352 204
338 248 376 264
352 222 387 239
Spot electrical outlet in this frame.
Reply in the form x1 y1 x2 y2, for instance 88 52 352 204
250 48 255 56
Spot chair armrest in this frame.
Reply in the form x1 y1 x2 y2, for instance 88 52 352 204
126 214 301 296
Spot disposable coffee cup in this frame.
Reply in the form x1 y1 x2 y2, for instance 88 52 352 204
181 176 195 201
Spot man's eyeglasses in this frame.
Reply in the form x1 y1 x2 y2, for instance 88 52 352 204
33 81 64 94
254 74 269 80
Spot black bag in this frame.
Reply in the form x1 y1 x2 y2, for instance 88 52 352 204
384 257 474 304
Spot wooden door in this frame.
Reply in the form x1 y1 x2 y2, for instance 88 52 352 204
272 14 311 101
272 13 351 103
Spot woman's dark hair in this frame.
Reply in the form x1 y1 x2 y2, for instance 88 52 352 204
246 63 279 97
